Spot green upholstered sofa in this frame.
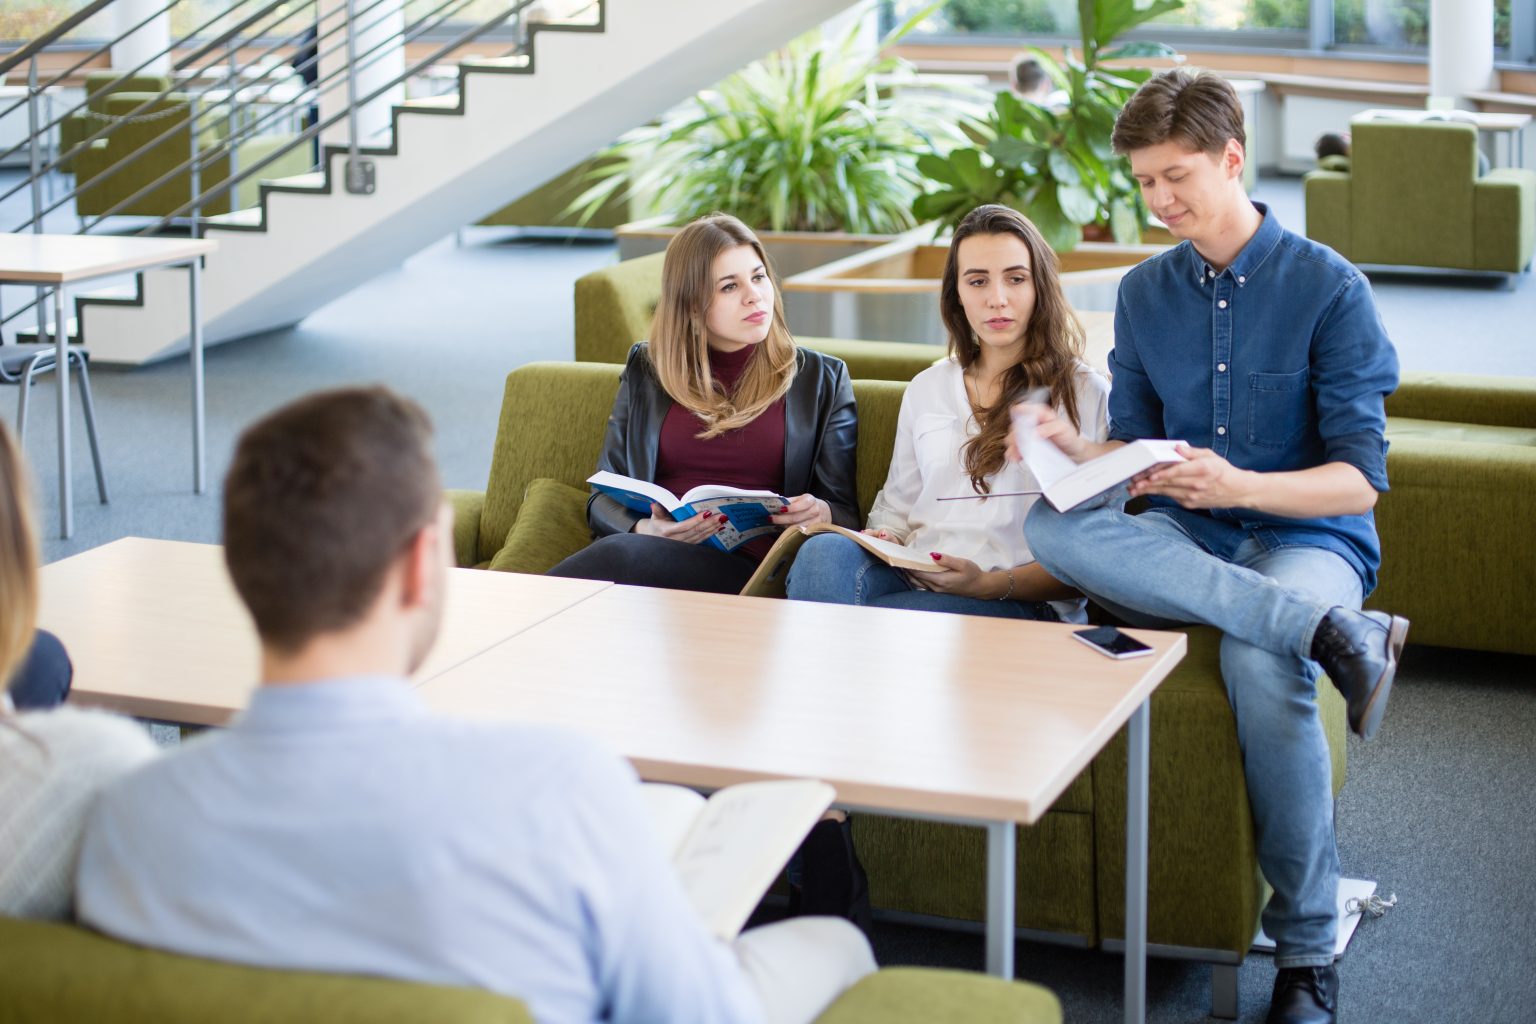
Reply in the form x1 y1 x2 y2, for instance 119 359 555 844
447 361 1536 1015
0 918 1061 1023
74 93 312 218
574 251 948 382
1304 120 1536 277
446 361 1359 1018
57 71 174 176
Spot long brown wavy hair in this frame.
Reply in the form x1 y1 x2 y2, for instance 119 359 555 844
941 204 1085 494
650 213 797 439
0 422 38 691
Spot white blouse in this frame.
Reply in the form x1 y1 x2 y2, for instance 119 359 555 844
865 357 1111 623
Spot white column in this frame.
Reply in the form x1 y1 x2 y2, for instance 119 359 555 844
316 0 405 151
1429 0 1494 109
109 0 171 76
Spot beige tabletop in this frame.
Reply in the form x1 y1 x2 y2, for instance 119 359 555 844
419 584 1187 824
0 234 217 284
38 537 610 726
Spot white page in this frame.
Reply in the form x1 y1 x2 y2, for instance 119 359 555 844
672 779 834 941
1013 404 1080 490
639 784 708 860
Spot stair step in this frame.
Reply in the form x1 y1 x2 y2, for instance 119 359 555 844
204 208 265 228
265 172 327 192
462 55 530 71
401 94 460 110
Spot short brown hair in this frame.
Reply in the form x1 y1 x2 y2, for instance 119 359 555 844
1111 68 1245 157
222 387 440 652
0 422 39 688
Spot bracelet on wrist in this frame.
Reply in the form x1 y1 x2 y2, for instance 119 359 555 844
997 567 1016 601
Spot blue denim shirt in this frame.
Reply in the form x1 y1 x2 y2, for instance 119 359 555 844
1108 202 1399 595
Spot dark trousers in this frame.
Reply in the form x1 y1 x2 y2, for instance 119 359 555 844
547 533 756 595
7 630 73 710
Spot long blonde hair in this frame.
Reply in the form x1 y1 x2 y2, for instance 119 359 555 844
650 214 797 439
0 422 39 694
941 204 1085 494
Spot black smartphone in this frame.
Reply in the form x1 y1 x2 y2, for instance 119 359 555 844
1072 626 1155 660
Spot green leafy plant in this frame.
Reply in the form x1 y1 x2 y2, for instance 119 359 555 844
572 3 987 234
912 0 1184 251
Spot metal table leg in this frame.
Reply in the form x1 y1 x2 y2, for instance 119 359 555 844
188 257 205 493
53 284 72 538
1125 699 1150 1024
986 820 1016 978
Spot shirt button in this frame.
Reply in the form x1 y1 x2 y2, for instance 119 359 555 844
1238 276 1246 284
1217 363 1227 372
1217 426 1227 436
1218 299 1228 309
1207 270 1215 278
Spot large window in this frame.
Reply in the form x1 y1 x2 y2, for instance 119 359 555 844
884 0 1533 64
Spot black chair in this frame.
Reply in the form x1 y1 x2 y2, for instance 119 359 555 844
1 345 109 504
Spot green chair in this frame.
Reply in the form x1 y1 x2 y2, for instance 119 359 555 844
57 71 173 176
0 918 1062 1023
1304 119 1536 277
574 252 948 381
477 156 630 233
74 93 311 219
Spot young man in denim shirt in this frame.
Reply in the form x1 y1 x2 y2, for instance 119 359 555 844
1020 69 1408 1024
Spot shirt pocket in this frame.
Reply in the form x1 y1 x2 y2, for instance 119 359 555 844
913 413 959 474
1246 368 1311 449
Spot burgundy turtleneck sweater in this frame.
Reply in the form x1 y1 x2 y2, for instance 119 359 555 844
654 344 787 561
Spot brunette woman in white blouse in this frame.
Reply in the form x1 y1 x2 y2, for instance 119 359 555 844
787 204 1110 623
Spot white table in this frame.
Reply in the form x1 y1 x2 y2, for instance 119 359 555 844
0 234 217 537
1355 107 1532 168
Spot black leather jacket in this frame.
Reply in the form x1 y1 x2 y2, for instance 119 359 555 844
588 342 860 538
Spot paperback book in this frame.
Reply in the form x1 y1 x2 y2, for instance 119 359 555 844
588 470 788 553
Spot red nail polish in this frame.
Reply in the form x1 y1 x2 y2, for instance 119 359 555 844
930 552 941 561
701 511 713 519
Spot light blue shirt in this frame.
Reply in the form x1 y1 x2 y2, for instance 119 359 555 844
76 676 762 1024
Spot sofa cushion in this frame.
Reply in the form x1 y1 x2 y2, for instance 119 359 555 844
0 918 531 1023
816 967 1061 1024
488 478 592 575
1385 417 1536 447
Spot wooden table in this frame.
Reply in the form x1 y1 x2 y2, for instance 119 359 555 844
38 537 611 726
419 584 1186 1023
0 234 217 537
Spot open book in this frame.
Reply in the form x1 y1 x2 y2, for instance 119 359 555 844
1010 409 1186 512
641 779 835 941
741 522 950 599
588 470 788 553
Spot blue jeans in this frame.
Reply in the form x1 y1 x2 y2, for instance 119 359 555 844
1024 502 1363 968
6 630 73 711
785 534 1059 622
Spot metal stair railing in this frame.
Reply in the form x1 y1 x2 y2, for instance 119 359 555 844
2 0 568 338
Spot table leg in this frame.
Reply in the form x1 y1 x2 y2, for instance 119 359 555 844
985 819 1015 978
1124 698 1150 1024
188 257 205 494
53 284 72 539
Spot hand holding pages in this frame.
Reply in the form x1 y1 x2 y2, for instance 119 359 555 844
640 780 835 940
588 471 788 552
1010 405 1186 512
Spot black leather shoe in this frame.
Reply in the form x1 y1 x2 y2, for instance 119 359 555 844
1266 965 1338 1024
1310 608 1410 741
795 817 873 937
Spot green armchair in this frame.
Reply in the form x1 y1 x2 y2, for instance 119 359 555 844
74 93 311 219
1304 120 1536 276
0 918 1061 1023
57 71 173 176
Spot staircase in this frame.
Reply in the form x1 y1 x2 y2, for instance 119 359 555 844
41 0 857 364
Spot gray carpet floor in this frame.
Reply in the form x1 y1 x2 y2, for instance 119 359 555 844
6 173 1535 1021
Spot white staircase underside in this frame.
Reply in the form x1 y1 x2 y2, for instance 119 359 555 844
82 0 856 365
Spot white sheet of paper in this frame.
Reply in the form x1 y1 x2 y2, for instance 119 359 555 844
1252 877 1378 957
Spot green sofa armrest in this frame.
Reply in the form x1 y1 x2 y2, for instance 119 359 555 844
1390 372 1536 427
1371 437 1536 654
1473 167 1536 272
574 252 664 363
445 488 487 567
0 918 531 1023
815 968 1061 1023
1302 170 1351 257
800 336 945 384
